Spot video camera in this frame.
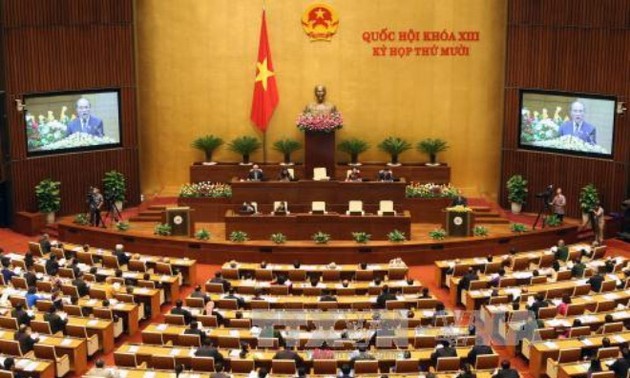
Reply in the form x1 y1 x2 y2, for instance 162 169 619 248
535 184 553 200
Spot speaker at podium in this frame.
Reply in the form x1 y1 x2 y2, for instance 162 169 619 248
165 207 192 236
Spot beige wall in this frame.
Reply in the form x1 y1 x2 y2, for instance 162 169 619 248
136 0 506 199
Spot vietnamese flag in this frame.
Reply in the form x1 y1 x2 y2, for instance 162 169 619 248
250 10 279 132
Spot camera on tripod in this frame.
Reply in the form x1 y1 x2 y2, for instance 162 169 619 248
535 184 554 200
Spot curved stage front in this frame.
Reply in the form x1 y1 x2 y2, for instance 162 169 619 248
57 219 580 265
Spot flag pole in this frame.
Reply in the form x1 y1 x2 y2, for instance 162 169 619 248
262 132 267 163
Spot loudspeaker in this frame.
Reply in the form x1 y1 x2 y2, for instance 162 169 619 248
0 181 9 227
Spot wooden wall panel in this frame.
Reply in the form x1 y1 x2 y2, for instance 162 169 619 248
502 0 630 218
1 0 139 219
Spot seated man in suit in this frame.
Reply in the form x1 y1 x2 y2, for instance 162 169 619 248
224 288 245 309
274 202 287 214
72 271 91 297
14 325 38 354
171 299 194 325
451 194 468 207
239 202 255 215
492 360 519 378
554 239 569 262
376 285 397 309
11 303 34 326
184 321 207 343
346 167 362 182
1 257 17 285
195 337 224 364
44 254 60 276
44 306 67 334
587 271 605 293
39 233 52 254
467 335 493 365
272 339 305 369
113 244 131 267
430 340 457 367
247 164 264 181
527 293 549 319
377 166 394 182
210 272 231 292
319 289 337 302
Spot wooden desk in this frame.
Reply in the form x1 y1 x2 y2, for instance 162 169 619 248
97 268 180 303
12 357 54 378
225 211 411 240
32 313 115 353
90 283 161 320
221 262 405 279
230 180 407 206
528 331 630 378
78 298 141 336
223 279 422 296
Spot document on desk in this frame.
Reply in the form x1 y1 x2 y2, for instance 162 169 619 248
544 341 558 349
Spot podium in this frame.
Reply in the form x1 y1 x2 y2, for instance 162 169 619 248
304 131 335 179
445 210 473 237
165 207 192 236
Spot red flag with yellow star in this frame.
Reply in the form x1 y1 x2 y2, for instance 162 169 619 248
250 10 278 132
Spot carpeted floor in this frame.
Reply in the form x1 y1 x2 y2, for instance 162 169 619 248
1 226 629 378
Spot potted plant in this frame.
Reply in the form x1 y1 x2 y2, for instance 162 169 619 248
192 135 224 165
228 136 262 165
270 233 287 244
579 183 599 225
102 170 126 211
378 136 412 166
195 229 211 241
428 228 447 240
337 138 370 166
229 230 249 242
351 232 371 244
154 223 172 236
510 223 528 233
35 179 61 224
506 175 528 214
312 231 331 244
272 138 302 165
387 229 407 242
116 221 130 232
416 138 449 166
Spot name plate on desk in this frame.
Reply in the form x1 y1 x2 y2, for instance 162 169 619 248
311 210 326 215
273 212 287 216
380 211 395 216
348 211 364 216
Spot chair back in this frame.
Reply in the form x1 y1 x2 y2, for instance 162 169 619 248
66 324 88 338
185 297 205 308
217 299 238 309
177 334 201 347
102 255 120 269
557 348 582 363
537 307 558 319
272 359 297 375
10 276 27 289
600 280 617 293
31 320 53 334
28 242 44 257
190 357 215 372
573 284 591 296
205 283 225 293
475 354 500 370
313 359 337 374
197 315 218 327
0 340 23 356
311 201 326 213
354 360 378 374
230 359 255 373
436 357 461 372
511 256 530 271
61 284 79 298
602 322 624 334
595 300 616 313
347 200 364 215
64 304 83 317
590 372 615 378
58 268 75 280
567 326 591 338
395 359 419 373
155 262 173 276
151 355 175 370
127 260 147 273
114 293 136 304
35 281 53 293
597 347 620 359
164 314 185 325
229 319 252 329
218 336 241 348
34 344 58 360
141 331 164 345
255 269 273 280
378 200 395 215
250 300 270 309
0 316 17 330
93 308 114 320
565 303 586 316
555 270 572 281
114 352 139 367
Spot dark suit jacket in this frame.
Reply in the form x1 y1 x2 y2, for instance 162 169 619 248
247 169 264 181
66 116 104 137
115 251 130 266
45 260 59 276
587 275 605 293
44 313 67 334
558 121 596 144
12 308 33 326
184 328 207 342
319 295 337 302
555 246 569 262
14 332 37 353
378 170 394 182
171 307 194 325
224 294 245 309
210 277 231 292
610 357 630 378
72 278 90 297
431 346 457 366
2 268 16 285
39 240 51 254
194 346 224 363
24 272 37 287
376 292 397 309
273 349 304 367
493 368 520 378
467 344 493 365
571 263 587 278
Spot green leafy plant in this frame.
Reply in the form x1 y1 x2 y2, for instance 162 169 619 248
312 231 331 244
228 136 262 164
270 233 287 244
102 170 126 203
35 179 61 213
338 138 370 165
229 230 249 242
428 228 447 240
154 223 172 236
506 175 528 205
272 139 302 164
351 232 371 244
545 215 561 227
510 223 528 233
387 230 407 242
73 213 89 225
416 138 449 165
579 183 600 213
473 225 489 237
116 221 130 231
195 229 211 241
378 136 412 165
192 135 224 162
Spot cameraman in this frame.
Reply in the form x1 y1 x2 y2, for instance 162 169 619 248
88 187 104 227
550 187 566 223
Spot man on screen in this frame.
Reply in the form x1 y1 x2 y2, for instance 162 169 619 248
66 98 104 137
558 101 596 144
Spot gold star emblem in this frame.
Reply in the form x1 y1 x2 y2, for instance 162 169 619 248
255 58 274 91
315 8 325 18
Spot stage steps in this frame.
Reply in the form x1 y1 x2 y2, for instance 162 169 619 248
470 206 510 225
42 223 59 239
128 205 170 223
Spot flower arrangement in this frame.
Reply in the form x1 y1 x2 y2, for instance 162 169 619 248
406 182 459 198
229 231 249 243
195 229 211 241
428 228 447 240
387 230 407 242
270 233 287 244
178 182 232 198
352 232 371 244
312 231 331 244
73 213 89 225
510 223 528 233
154 223 172 236
473 226 489 237
26 109 70 150
446 205 473 213
296 111 343 133
116 221 130 231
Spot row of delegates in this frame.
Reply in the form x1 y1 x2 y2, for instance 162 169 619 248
346 166 395 182
245 164 399 182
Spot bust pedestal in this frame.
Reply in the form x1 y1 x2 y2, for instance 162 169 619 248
304 131 336 179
